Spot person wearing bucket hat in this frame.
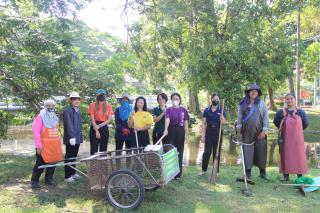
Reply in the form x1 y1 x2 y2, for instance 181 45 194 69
236 84 269 181
114 92 133 152
88 89 113 155
63 92 83 183
31 99 63 189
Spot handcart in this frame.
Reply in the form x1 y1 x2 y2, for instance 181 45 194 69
39 144 180 210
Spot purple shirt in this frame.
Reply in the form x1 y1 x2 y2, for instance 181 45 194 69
165 106 189 127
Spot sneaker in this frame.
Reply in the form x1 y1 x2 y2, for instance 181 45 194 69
72 174 81 180
31 181 41 190
198 171 206 176
65 177 75 183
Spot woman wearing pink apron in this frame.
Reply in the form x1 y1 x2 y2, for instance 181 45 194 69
273 94 308 181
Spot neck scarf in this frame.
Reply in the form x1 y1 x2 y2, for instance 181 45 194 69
119 100 132 121
40 108 59 128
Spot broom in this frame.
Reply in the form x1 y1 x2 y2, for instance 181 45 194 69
208 99 225 184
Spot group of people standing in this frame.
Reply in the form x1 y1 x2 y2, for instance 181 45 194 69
234 84 308 182
198 84 309 184
30 84 310 189
31 89 189 188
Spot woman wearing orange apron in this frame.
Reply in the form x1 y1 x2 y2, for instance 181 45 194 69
31 99 63 189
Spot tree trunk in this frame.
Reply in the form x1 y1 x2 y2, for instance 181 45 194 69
268 86 276 111
229 134 237 155
288 72 295 96
188 89 200 114
314 76 317 106
268 141 277 166
296 6 301 106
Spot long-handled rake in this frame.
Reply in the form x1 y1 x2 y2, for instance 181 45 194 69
232 139 255 196
208 100 225 184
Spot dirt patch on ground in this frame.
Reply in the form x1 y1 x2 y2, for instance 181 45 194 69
7 125 33 140
0 181 34 193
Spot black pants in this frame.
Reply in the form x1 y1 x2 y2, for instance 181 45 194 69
64 144 80 179
133 130 150 147
152 131 168 144
31 154 55 183
89 123 109 155
116 139 131 150
115 138 132 156
168 126 185 178
202 127 222 172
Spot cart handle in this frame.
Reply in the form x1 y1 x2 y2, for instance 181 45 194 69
231 139 255 146
154 135 166 146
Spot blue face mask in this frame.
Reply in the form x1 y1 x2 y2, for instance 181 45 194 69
121 100 129 107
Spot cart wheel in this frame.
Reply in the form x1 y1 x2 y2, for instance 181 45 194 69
106 169 145 210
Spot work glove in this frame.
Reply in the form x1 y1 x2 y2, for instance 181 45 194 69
69 138 76 146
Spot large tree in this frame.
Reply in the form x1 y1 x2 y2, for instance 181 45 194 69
125 0 301 111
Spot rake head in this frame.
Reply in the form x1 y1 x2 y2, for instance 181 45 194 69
241 188 253 197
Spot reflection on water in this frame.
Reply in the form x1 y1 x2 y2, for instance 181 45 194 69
183 132 320 168
1 129 320 169
0 139 114 157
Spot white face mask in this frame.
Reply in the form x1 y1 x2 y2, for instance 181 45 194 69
172 100 179 107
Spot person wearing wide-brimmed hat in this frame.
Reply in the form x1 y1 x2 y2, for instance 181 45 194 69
63 92 83 182
31 99 63 189
236 84 269 181
88 89 114 155
114 92 134 151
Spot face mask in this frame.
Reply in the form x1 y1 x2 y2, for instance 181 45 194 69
172 100 179 107
97 94 106 102
121 100 129 107
212 100 219 106
46 108 55 112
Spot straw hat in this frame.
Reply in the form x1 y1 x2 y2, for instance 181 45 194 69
68 92 80 101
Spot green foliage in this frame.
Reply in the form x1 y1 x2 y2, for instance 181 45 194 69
302 42 320 81
10 113 33 126
0 0 133 114
0 110 13 138
127 0 306 109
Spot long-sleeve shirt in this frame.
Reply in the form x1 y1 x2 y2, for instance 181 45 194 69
273 108 308 130
236 101 269 132
63 106 83 145
114 107 133 141
32 115 45 149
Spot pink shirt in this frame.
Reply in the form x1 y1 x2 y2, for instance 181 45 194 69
32 115 45 149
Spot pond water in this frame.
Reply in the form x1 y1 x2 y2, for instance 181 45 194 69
1 125 320 169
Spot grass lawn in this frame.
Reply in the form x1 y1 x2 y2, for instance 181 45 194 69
0 154 320 213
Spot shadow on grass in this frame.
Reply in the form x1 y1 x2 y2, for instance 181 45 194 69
1 154 320 212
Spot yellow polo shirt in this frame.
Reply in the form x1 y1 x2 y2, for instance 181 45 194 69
129 111 153 129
